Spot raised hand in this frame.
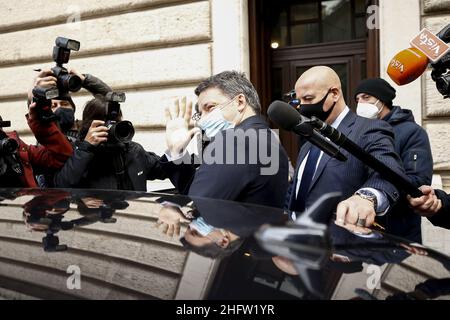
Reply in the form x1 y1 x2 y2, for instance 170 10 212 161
165 97 200 158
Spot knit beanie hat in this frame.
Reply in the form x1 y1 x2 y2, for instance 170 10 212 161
355 78 396 108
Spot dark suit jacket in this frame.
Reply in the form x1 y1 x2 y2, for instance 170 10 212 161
161 115 289 208
287 110 404 218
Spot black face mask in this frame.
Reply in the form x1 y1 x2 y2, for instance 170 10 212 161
299 90 336 121
55 108 75 133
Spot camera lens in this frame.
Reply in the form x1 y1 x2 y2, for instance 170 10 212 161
110 121 135 143
0 138 19 154
60 74 82 92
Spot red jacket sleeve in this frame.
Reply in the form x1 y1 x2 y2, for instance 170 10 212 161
26 114 73 171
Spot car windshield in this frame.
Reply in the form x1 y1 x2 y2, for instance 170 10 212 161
0 188 449 300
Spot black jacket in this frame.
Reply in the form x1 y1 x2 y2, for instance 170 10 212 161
380 106 433 242
82 74 112 97
383 106 433 187
54 140 167 191
160 115 289 208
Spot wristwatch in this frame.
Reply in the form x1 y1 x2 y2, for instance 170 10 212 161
355 189 378 210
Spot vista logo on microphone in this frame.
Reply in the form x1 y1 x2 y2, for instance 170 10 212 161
411 28 450 63
389 58 405 73
387 47 428 85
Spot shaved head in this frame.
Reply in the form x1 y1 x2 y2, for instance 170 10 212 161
295 66 342 95
294 66 346 124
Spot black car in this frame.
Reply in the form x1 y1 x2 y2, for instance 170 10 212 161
0 188 449 300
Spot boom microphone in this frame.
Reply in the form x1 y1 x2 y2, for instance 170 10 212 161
308 116 423 198
267 101 346 162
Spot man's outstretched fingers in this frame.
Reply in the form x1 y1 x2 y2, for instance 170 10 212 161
174 223 181 237
179 96 186 118
165 106 172 124
170 98 179 119
167 224 174 237
185 100 193 123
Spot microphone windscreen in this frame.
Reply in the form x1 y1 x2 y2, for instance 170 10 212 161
387 47 429 85
268 100 301 131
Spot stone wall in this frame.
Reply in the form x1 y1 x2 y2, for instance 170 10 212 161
422 1 450 186
420 0 450 254
0 0 250 154
378 0 450 254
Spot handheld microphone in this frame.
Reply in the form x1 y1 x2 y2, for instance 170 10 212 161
267 100 347 162
387 47 429 85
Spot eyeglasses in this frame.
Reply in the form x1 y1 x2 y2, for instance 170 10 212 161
191 96 239 121
192 111 202 121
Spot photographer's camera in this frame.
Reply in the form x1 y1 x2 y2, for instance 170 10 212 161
104 91 135 144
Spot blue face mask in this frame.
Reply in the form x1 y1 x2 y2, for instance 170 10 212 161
190 216 215 236
197 108 234 138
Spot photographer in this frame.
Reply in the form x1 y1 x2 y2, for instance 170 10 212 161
54 97 167 190
31 68 113 142
32 68 114 187
0 72 73 188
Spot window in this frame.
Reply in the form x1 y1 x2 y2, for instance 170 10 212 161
270 0 367 48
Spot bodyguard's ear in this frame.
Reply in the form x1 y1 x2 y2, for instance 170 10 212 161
330 87 340 102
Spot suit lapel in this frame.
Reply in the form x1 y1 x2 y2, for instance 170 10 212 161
336 110 356 136
296 141 312 169
308 152 331 193
307 111 357 193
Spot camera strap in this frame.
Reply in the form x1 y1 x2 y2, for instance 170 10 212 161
5 154 22 175
112 154 132 190
0 154 23 188
112 154 125 176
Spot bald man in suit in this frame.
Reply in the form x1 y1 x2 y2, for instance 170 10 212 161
287 66 406 235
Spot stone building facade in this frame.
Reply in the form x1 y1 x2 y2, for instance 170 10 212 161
415 0 450 253
422 0 450 191
0 0 249 157
0 1 449 293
